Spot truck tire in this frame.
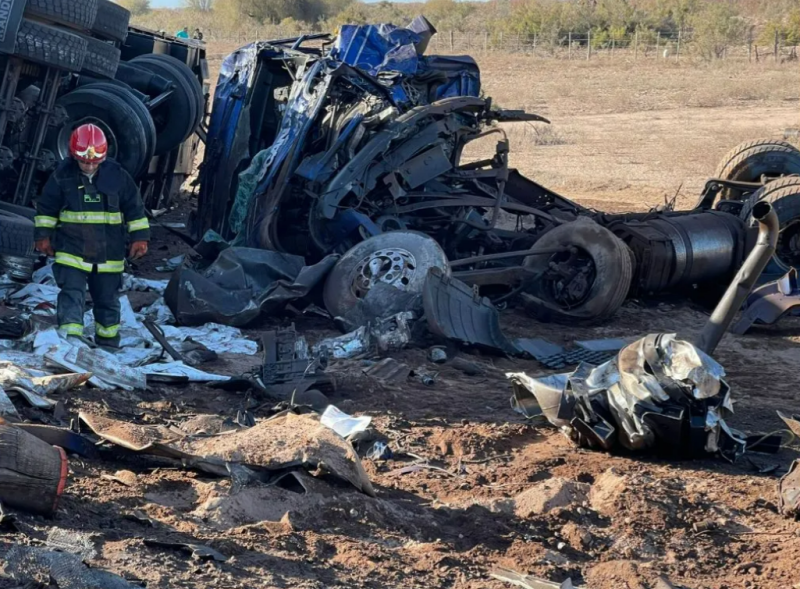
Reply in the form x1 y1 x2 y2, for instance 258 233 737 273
132 54 204 131
522 219 633 324
80 35 120 78
53 87 149 177
24 0 98 31
81 82 156 167
739 176 800 272
91 0 130 43
715 139 800 201
129 55 198 154
12 18 87 72
0 211 35 258
0 202 36 220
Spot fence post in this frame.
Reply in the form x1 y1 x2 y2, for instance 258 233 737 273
484 31 488 55
656 31 660 58
449 30 454 51
676 29 681 61
775 29 780 62
568 32 572 60
587 30 591 60
531 33 535 53
634 30 639 60
611 37 615 58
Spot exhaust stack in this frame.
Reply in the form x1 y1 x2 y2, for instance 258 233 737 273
694 200 779 355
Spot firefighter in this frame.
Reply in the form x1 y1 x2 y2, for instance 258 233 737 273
33 123 150 348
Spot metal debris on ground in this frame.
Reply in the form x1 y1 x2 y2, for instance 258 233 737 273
363 357 412 383
423 268 518 355
46 528 99 560
313 311 414 360
261 325 323 385
508 334 746 461
3 545 136 589
514 337 626 369
491 566 580 588
731 268 800 334
428 346 447 363
143 539 227 562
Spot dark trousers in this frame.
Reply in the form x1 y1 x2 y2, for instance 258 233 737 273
53 263 122 347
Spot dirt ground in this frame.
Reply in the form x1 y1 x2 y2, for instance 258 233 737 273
2 50 800 589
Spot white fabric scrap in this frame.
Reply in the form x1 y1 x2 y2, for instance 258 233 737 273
320 405 372 438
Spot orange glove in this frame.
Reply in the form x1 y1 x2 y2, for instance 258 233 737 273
129 241 148 259
35 238 55 256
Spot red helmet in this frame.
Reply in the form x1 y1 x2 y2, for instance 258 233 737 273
69 123 108 164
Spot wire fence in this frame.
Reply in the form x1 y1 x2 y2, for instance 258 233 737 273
200 28 799 64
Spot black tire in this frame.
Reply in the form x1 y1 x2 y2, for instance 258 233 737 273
715 139 800 200
0 211 35 258
80 35 120 78
132 53 204 130
24 0 98 30
13 18 87 72
0 202 36 220
522 218 633 324
52 87 149 177
80 82 156 169
323 231 450 320
739 176 800 273
129 55 199 154
91 0 130 43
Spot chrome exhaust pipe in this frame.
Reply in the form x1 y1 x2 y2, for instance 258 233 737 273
694 200 779 355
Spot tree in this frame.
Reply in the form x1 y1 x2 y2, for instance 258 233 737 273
117 0 151 16
691 2 746 60
183 0 212 10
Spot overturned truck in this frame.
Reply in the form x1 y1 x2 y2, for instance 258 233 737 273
195 20 800 324
0 0 208 277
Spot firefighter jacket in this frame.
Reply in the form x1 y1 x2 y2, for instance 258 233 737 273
34 158 150 273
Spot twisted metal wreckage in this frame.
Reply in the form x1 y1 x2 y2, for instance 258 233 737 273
188 16 800 331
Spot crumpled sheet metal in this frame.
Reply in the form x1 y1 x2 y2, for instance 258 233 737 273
3 545 135 588
183 412 375 497
0 361 89 407
79 411 374 496
164 248 338 327
423 267 518 355
779 460 800 518
508 334 745 461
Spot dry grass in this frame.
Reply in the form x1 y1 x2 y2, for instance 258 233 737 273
203 42 799 212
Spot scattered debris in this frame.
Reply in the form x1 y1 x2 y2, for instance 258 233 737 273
427 346 447 363
3 545 136 588
363 357 412 383
509 334 745 460
491 566 579 588
514 337 628 369
164 247 338 327
46 528 99 560
261 325 323 385
321 405 372 438
143 538 227 562
731 268 800 334
313 312 414 359
423 267 518 355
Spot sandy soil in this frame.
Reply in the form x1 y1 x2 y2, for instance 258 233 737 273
1 51 799 589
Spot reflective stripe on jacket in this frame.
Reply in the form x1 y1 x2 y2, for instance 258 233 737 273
34 158 150 272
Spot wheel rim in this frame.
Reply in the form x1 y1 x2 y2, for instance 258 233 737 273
541 248 597 309
777 219 800 270
351 248 417 299
57 116 118 162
